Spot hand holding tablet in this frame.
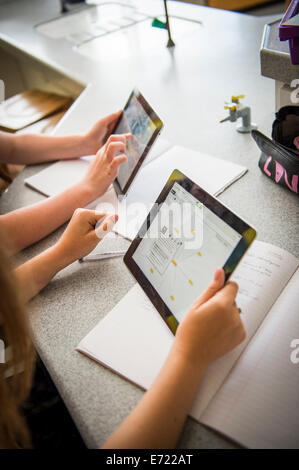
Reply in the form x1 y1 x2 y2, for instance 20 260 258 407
124 169 256 334
111 88 163 195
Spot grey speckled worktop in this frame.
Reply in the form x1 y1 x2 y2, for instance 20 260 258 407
0 0 298 449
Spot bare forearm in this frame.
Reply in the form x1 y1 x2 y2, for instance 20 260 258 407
102 350 206 449
14 208 114 302
0 182 92 254
14 244 68 303
7 133 92 165
0 111 121 165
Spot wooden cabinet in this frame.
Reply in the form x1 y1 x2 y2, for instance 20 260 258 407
208 0 278 10
186 0 290 12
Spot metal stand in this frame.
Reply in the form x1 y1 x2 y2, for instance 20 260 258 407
152 0 175 48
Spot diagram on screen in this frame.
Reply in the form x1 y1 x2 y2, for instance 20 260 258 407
133 182 242 322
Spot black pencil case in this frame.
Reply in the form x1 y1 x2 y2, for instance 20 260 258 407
251 107 299 195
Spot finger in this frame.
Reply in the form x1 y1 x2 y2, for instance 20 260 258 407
90 211 109 228
76 210 108 229
73 208 99 221
110 154 127 171
95 214 118 240
94 211 109 220
102 111 123 141
106 142 127 162
193 268 225 308
106 134 128 145
102 110 122 127
215 281 239 307
105 133 132 148
231 304 243 328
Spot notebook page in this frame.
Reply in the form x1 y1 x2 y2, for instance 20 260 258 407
25 158 90 197
77 241 297 420
77 283 174 390
189 241 298 418
142 138 172 167
201 268 299 448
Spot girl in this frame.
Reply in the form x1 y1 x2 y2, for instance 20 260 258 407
0 111 130 255
0 208 245 448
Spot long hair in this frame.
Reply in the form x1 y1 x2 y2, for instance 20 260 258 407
0 230 35 448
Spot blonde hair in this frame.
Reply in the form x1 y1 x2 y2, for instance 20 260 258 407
0 230 35 448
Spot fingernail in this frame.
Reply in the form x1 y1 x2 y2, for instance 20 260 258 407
95 214 117 239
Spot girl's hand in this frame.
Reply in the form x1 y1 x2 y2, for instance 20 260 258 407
81 134 131 200
83 111 123 155
173 268 246 371
55 209 118 266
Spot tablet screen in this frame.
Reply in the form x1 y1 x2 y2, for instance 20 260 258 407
124 170 256 333
113 89 163 194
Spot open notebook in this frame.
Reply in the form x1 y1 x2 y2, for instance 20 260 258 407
25 139 247 240
77 241 299 449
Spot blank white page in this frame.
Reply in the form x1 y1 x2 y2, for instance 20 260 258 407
201 268 299 449
25 158 90 197
142 138 172 167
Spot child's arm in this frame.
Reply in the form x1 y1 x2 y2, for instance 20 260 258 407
0 111 121 165
0 134 130 254
102 271 246 449
14 209 117 303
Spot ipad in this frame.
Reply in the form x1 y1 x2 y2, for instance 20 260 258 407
124 169 257 334
112 88 163 195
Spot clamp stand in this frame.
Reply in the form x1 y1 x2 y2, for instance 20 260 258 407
152 0 175 48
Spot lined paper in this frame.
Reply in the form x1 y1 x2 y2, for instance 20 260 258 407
201 269 299 449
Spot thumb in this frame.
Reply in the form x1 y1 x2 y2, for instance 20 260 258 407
106 111 123 137
95 214 118 240
84 211 108 228
213 281 239 307
102 110 122 126
193 268 225 308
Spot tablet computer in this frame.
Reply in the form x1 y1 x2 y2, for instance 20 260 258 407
124 169 257 334
112 88 163 195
